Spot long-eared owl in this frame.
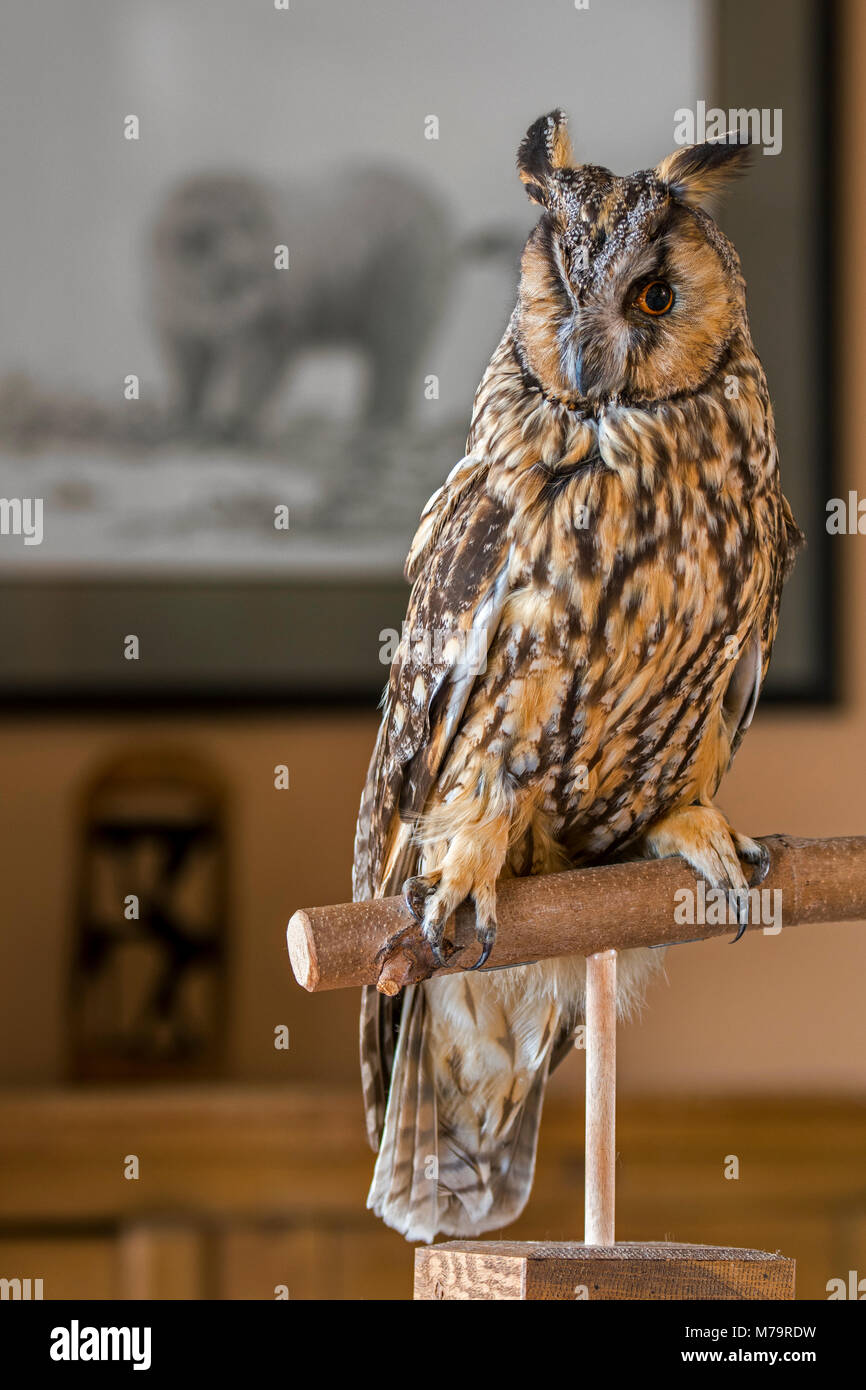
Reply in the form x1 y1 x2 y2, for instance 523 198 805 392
353 110 803 1242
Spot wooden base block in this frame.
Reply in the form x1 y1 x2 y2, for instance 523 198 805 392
414 1241 796 1300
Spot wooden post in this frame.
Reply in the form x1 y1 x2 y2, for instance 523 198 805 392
585 950 616 1247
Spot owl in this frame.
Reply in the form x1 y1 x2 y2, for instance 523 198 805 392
353 110 803 1243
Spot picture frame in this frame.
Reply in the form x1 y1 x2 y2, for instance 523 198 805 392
0 0 836 707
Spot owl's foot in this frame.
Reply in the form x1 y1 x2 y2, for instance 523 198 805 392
401 870 498 971
402 873 449 967
640 804 766 943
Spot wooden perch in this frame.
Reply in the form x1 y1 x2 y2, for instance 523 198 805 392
287 834 866 995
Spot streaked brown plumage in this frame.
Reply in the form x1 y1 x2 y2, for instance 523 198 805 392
353 110 803 1242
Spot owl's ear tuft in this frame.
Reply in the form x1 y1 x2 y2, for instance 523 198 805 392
517 109 575 206
655 135 753 209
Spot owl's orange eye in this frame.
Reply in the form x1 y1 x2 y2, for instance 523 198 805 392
635 280 675 315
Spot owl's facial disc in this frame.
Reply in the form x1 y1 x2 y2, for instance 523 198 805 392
515 112 752 408
567 205 740 404
518 193 741 408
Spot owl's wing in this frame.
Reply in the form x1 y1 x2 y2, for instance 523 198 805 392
723 487 804 759
721 624 763 754
353 459 512 901
355 459 514 1148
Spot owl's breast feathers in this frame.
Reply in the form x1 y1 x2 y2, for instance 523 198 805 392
355 326 801 909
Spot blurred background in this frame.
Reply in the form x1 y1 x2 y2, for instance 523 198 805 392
1 0 864 1301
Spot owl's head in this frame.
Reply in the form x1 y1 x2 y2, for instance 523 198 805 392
514 110 753 407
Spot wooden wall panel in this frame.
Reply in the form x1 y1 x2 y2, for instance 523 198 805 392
0 1088 863 1300
0 1237 116 1301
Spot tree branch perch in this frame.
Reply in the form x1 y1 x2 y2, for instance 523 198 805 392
286 835 866 995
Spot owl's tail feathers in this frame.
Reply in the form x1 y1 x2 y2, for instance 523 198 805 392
366 986 551 1244
366 985 441 1243
433 1058 551 1239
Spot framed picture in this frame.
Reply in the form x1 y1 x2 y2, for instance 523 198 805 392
0 0 836 704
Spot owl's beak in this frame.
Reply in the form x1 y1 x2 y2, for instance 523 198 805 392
573 342 586 395
572 336 606 399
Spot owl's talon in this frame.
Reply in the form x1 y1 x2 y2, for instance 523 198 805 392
733 835 771 886
469 939 494 971
747 843 771 887
401 876 423 924
730 838 770 936
402 873 439 925
468 910 497 971
729 900 749 944
428 938 448 969
421 920 449 969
